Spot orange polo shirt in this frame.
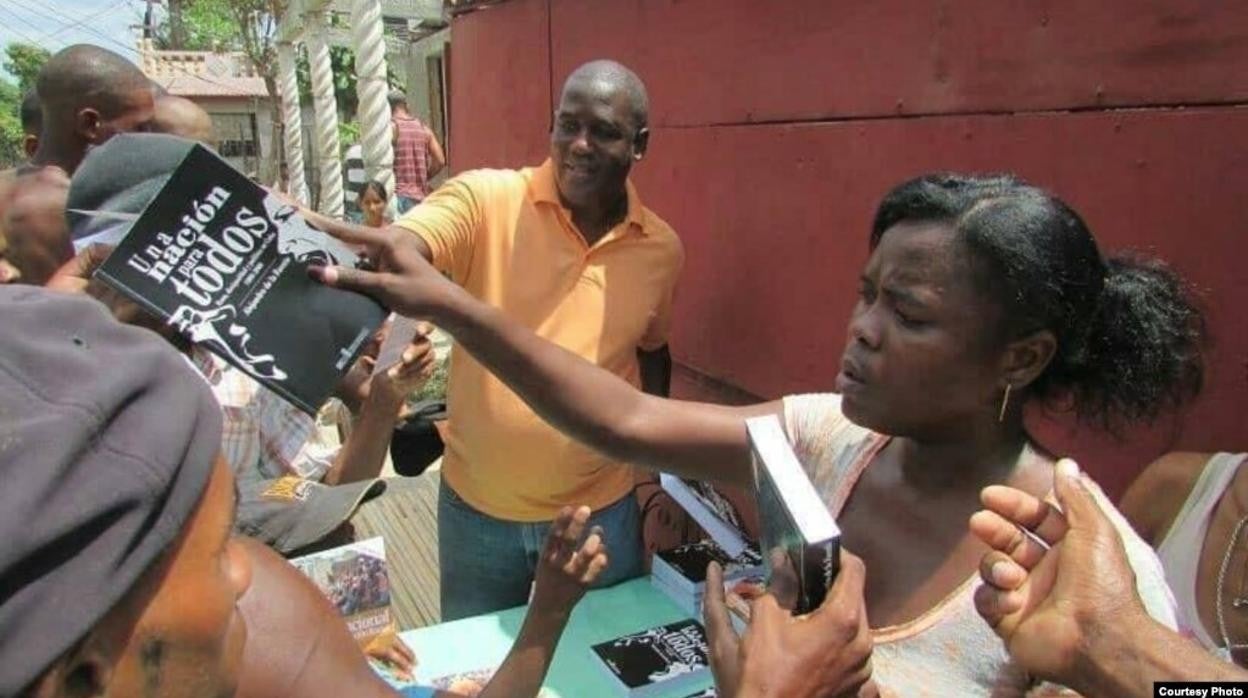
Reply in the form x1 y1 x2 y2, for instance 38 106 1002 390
394 160 684 521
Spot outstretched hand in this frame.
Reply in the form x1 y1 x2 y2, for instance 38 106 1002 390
308 225 458 320
704 549 876 698
969 458 1147 685
529 505 609 618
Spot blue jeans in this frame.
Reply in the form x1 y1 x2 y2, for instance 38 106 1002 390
438 480 644 621
396 195 419 215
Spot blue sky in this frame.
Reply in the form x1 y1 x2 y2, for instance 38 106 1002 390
0 0 146 83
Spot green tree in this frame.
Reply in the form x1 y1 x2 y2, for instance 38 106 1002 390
0 77 25 167
4 43 51 94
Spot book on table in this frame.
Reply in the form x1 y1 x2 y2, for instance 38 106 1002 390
657 473 751 558
745 414 842 614
591 619 711 698
290 537 396 650
649 539 764 627
92 143 387 414
650 539 764 596
650 571 760 635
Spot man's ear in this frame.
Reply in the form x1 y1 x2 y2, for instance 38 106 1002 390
25 639 113 698
632 127 649 161
75 108 102 144
22 134 38 159
999 329 1057 393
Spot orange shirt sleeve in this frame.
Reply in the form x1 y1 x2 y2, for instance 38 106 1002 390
392 172 484 284
639 235 685 351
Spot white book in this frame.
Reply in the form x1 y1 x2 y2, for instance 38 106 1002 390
658 474 749 558
745 414 841 614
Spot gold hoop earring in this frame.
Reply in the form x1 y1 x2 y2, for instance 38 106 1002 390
998 384 1012 423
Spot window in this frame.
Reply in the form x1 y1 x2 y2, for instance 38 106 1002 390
210 112 258 159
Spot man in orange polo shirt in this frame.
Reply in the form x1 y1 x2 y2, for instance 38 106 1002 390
390 60 681 618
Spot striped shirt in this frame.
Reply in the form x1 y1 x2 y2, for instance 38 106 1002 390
344 144 366 219
392 115 433 201
191 347 338 481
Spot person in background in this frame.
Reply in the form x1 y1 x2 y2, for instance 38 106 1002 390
152 94 215 147
1119 450 1248 664
389 90 445 213
20 89 41 160
972 458 1248 696
360 179 393 229
0 44 154 286
305 60 683 620
311 171 1203 694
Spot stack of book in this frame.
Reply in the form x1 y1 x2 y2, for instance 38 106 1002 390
650 539 764 621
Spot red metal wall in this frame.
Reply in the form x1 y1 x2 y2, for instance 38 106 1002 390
450 0 1248 497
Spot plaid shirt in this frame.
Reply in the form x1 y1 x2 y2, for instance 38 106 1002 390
191 348 338 481
392 115 433 201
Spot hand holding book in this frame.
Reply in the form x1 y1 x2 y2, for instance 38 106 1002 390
702 549 876 698
309 223 462 324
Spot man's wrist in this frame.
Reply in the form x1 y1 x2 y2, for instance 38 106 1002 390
1074 607 1161 697
434 284 478 333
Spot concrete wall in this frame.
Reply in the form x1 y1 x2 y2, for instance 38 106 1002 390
447 0 1248 499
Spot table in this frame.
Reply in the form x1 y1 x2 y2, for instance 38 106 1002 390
389 578 714 697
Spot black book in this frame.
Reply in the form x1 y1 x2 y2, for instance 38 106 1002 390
93 144 387 414
651 540 763 596
745 414 841 614
591 619 711 698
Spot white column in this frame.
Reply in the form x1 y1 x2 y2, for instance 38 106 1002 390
351 0 395 194
276 42 309 205
304 10 345 218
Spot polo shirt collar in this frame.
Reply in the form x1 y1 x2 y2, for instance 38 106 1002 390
531 159 648 235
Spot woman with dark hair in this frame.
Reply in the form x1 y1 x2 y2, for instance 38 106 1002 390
360 180 392 229
313 173 1205 695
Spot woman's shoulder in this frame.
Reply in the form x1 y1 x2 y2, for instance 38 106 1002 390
781 393 875 443
1120 451 1218 545
780 393 884 506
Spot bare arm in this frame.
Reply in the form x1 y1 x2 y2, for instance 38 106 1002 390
426 132 446 179
1117 451 1209 546
473 506 608 698
310 225 771 485
1078 614 1247 697
323 335 437 486
637 345 672 397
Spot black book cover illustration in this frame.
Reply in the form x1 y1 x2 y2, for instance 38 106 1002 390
653 541 763 592
94 145 386 414
592 619 709 694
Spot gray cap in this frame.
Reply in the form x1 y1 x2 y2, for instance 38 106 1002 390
0 285 221 695
65 132 196 250
235 470 386 554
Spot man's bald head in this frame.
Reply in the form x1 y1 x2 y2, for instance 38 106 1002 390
561 60 649 132
153 95 215 146
34 45 155 170
37 45 152 120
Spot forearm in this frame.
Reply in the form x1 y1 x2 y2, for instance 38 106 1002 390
323 392 402 485
1075 614 1248 697
638 346 672 397
476 609 570 698
434 287 753 484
